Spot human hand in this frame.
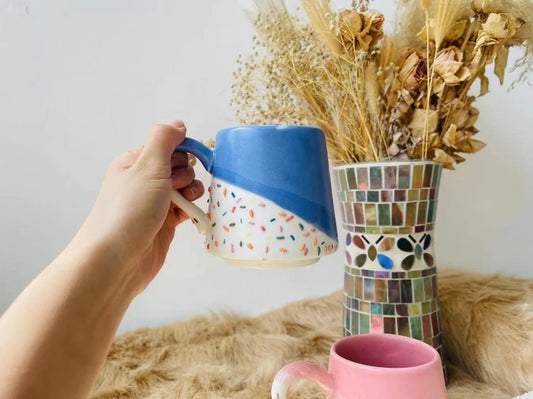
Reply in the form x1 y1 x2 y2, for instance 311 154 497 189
68 120 204 295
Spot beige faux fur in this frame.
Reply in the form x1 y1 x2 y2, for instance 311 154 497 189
91 269 533 398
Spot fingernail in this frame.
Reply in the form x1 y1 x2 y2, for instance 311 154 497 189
188 186 198 198
176 126 186 133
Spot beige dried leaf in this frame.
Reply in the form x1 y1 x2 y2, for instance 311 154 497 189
465 107 480 128
453 154 466 164
494 45 509 84
443 124 458 147
457 138 487 153
480 72 490 95
433 148 456 169
469 138 487 153
434 47 471 85
409 108 439 137
417 18 435 42
482 13 518 40
445 20 468 42
389 142 401 156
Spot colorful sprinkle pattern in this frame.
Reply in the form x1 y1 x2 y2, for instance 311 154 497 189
334 162 445 375
205 178 338 262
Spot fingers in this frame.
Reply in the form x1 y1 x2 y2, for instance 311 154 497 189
171 164 195 189
171 152 189 168
111 145 144 169
136 122 186 169
179 179 205 201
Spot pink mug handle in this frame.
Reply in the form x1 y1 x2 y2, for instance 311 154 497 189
271 361 335 399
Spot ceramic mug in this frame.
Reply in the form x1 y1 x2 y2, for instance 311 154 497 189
272 334 447 399
171 125 338 268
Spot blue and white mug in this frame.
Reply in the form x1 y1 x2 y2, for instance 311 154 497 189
172 125 338 268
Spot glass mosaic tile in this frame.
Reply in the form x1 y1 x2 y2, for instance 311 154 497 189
401 279 413 303
355 276 363 298
409 303 421 316
398 165 411 189
357 167 369 190
411 316 423 340
394 190 406 202
384 166 398 189
378 204 391 226
370 166 383 189
383 304 395 315
354 203 365 225
371 315 383 333
351 311 359 334
343 202 354 224
364 278 374 301
371 302 382 315
388 280 401 303
384 317 396 334
408 189 419 201
423 164 433 187
346 191 354 202
422 315 432 339
398 317 410 337
414 279 425 302
364 203 377 226
356 191 366 202
424 278 433 301
412 165 423 188
360 313 370 334
396 304 408 316
367 191 379 202
347 168 357 189
405 202 417 226
428 200 436 223
417 201 428 225
381 190 393 202
375 279 388 302
339 169 348 191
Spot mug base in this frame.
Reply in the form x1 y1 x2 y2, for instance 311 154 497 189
223 257 319 269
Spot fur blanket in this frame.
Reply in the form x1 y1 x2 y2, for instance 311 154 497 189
91 269 533 398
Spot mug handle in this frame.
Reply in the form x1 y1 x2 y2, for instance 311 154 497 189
172 138 214 235
271 361 335 399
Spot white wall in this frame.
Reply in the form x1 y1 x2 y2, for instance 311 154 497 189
1 0 531 333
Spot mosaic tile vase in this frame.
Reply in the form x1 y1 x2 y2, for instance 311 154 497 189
332 161 445 365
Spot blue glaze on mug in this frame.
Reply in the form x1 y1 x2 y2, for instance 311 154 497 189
176 126 337 240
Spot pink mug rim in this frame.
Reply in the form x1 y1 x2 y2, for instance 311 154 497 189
330 334 442 373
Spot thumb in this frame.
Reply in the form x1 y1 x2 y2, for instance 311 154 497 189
137 122 187 168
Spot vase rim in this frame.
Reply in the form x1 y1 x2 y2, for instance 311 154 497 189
331 160 441 170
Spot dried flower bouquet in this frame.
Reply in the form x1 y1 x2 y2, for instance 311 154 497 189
232 0 533 169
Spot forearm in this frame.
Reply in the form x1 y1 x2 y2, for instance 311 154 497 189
0 240 138 399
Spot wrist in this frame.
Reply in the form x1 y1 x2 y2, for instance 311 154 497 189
61 233 142 303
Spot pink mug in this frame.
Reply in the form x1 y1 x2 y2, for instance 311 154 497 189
272 334 446 399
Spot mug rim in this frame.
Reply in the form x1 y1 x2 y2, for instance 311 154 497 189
217 125 323 135
331 160 441 169
330 334 441 372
